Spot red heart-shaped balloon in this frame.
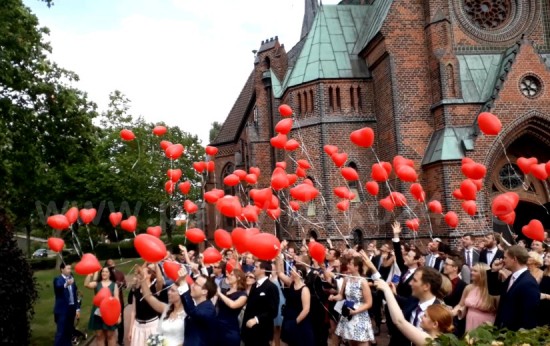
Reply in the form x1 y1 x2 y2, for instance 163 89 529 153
165 144 184 160
477 112 502 136
48 237 65 252
178 181 191 195
249 233 281 261
203 247 223 264
186 228 206 243
167 168 182 182
379 197 395 212
275 118 294 135
109 212 123 227
120 216 137 233
134 234 166 262
350 127 374 148
205 145 218 156
79 208 97 225
163 261 181 282
270 133 287 149
365 181 379 195
93 286 112 307
184 200 199 214
100 297 121 326
517 157 538 174
214 229 233 249
47 214 70 231
522 219 545 241
284 139 300 151
405 218 420 231
74 253 101 275
278 104 294 117
146 226 162 238
331 152 348 167
428 200 443 214
323 145 339 156
65 207 79 225
445 211 459 228
152 125 167 136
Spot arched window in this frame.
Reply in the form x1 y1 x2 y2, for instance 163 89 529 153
357 86 362 110
328 87 334 111
350 87 355 111
297 93 302 115
309 229 319 241
303 91 308 114
447 64 456 98
306 176 316 216
309 90 314 113
352 229 363 246
336 87 341 110
347 162 361 203
264 57 271 70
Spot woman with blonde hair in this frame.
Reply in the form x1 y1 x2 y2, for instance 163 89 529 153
527 251 544 283
374 280 454 346
452 263 497 332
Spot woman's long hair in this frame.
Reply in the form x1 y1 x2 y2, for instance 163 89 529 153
95 266 116 283
472 263 497 312
232 268 247 291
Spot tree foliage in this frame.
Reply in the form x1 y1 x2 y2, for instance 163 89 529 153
0 208 38 345
209 121 222 143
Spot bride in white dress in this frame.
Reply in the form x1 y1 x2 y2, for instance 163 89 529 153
140 267 186 346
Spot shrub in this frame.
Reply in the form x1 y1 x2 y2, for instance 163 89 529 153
428 324 550 346
28 257 57 270
93 241 139 260
0 208 38 345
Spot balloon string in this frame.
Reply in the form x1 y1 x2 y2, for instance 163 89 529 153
58 252 66 266
114 228 122 259
70 226 83 258
132 139 141 170
85 224 94 251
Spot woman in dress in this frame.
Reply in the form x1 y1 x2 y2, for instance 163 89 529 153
375 279 454 346
84 266 120 346
451 263 497 332
215 268 248 346
329 256 375 346
537 252 550 326
138 266 185 346
528 251 544 283
275 257 314 346
127 265 164 346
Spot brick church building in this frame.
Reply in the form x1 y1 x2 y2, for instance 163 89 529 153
207 0 550 246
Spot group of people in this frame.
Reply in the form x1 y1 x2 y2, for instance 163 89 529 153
53 224 550 346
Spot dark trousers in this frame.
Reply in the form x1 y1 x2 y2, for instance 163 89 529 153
117 304 125 345
54 305 76 346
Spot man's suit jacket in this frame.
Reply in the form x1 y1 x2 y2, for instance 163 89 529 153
426 253 444 272
241 277 279 346
479 248 504 266
463 247 480 267
444 278 467 308
181 291 217 346
487 269 540 331
53 275 79 314
392 238 414 298
389 296 442 346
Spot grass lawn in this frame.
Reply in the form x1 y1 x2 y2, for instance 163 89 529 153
30 258 142 346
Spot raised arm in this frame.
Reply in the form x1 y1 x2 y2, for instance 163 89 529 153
275 252 292 287
216 288 247 310
84 272 98 289
140 275 168 314
391 221 407 272
374 279 431 346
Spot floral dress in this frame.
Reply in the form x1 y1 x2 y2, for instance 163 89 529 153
335 277 375 342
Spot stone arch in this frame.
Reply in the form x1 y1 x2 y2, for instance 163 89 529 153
483 110 550 233
352 228 364 246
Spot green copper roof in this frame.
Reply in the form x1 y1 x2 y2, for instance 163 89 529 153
352 0 393 55
422 127 475 165
457 54 502 102
283 5 370 89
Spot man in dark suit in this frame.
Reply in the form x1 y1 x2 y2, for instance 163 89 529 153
54 263 80 346
461 233 480 268
487 245 540 331
443 255 467 336
241 260 279 346
389 266 443 346
181 274 217 345
425 238 445 272
479 232 504 266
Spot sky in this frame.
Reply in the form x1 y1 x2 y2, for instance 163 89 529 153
24 0 340 145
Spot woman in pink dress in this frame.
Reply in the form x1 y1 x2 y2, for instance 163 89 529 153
452 263 497 332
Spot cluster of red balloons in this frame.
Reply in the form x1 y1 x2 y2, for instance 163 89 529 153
46 207 96 231
517 156 550 180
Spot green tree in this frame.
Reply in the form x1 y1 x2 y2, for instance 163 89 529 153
0 0 98 242
209 121 222 143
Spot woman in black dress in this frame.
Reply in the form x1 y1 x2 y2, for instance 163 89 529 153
537 252 550 326
215 268 248 346
276 256 314 346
